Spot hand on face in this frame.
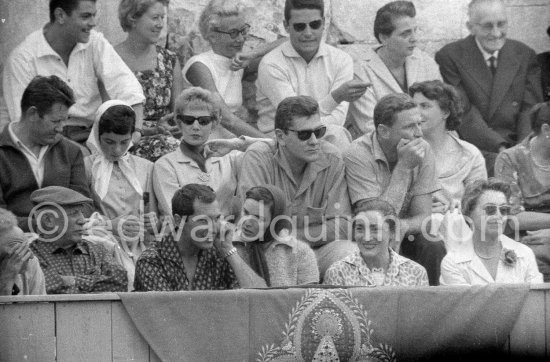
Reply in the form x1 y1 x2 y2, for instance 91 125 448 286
0 241 33 278
396 137 428 170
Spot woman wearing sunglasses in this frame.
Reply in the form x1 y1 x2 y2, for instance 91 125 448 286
440 179 542 285
115 0 184 162
346 0 441 139
153 87 273 219
183 0 285 139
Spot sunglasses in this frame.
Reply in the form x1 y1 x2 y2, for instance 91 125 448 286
176 115 214 126
214 24 251 39
482 204 511 216
286 126 327 141
292 19 323 32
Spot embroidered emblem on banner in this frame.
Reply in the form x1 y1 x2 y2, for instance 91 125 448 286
257 288 396 362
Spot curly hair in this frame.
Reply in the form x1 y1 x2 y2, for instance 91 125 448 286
274 95 319 132
461 178 512 217
174 87 221 122
198 0 243 40
373 93 417 128
172 184 216 217
409 80 464 131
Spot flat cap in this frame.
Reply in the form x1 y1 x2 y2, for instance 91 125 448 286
30 186 92 206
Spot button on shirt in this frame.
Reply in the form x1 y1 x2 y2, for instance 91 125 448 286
31 240 128 294
8 123 48 187
344 131 440 216
134 234 238 291
2 28 145 126
256 41 353 134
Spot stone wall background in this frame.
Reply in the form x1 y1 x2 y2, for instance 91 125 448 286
1 0 549 69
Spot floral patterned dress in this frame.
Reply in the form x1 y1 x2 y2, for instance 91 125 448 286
131 46 180 162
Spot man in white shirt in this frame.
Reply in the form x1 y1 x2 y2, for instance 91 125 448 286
435 0 542 174
1 0 145 143
255 0 369 138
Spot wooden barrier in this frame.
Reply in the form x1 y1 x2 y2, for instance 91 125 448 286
0 285 548 362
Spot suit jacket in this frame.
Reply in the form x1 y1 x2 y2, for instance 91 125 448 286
346 46 442 136
0 129 90 230
436 35 542 153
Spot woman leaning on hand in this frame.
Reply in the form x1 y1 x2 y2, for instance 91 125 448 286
440 179 543 286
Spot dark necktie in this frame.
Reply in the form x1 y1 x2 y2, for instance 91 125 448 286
488 56 497 76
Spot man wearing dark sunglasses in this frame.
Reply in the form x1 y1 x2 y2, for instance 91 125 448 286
255 0 370 138
238 96 358 277
345 93 444 285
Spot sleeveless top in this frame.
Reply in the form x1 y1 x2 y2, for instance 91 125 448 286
182 50 244 113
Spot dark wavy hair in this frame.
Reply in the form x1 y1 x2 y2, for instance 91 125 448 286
284 0 324 22
353 199 397 234
21 75 75 117
409 80 464 131
172 184 216 217
373 93 417 128
275 95 319 132
50 0 96 23
98 105 136 136
373 1 416 43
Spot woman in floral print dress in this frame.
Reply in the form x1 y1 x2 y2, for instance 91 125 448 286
324 199 428 287
116 0 184 162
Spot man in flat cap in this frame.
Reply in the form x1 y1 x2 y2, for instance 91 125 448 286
29 186 127 294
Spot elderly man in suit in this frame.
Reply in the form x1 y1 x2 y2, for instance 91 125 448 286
435 0 542 174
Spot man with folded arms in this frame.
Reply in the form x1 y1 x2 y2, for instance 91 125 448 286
30 186 128 294
1 0 145 143
344 93 443 285
238 95 356 277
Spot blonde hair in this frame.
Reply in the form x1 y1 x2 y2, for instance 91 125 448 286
198 0 244 40
175 87 221 121
118 0 169 32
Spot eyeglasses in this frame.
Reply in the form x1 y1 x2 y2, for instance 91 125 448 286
214 24 251 39
292 19 323 32
475 21 508 32
176 115 215 126
286 125 327 141
482 204 511 216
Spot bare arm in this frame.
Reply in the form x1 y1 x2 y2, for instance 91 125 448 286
186 62 265 138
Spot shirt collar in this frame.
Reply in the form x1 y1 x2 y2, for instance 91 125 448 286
36 25 92 59
174 147 221 165
8 123 48 156
474 37 499 62
281 40 328 60
52 241 90 255
452 235 524 263
367 131 389 164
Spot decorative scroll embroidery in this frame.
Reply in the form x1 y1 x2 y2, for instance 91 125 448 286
257 288 397 362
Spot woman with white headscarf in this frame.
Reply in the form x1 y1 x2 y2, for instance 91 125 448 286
84 100 158 290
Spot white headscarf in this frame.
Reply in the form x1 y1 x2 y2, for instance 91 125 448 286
86 100 143 200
